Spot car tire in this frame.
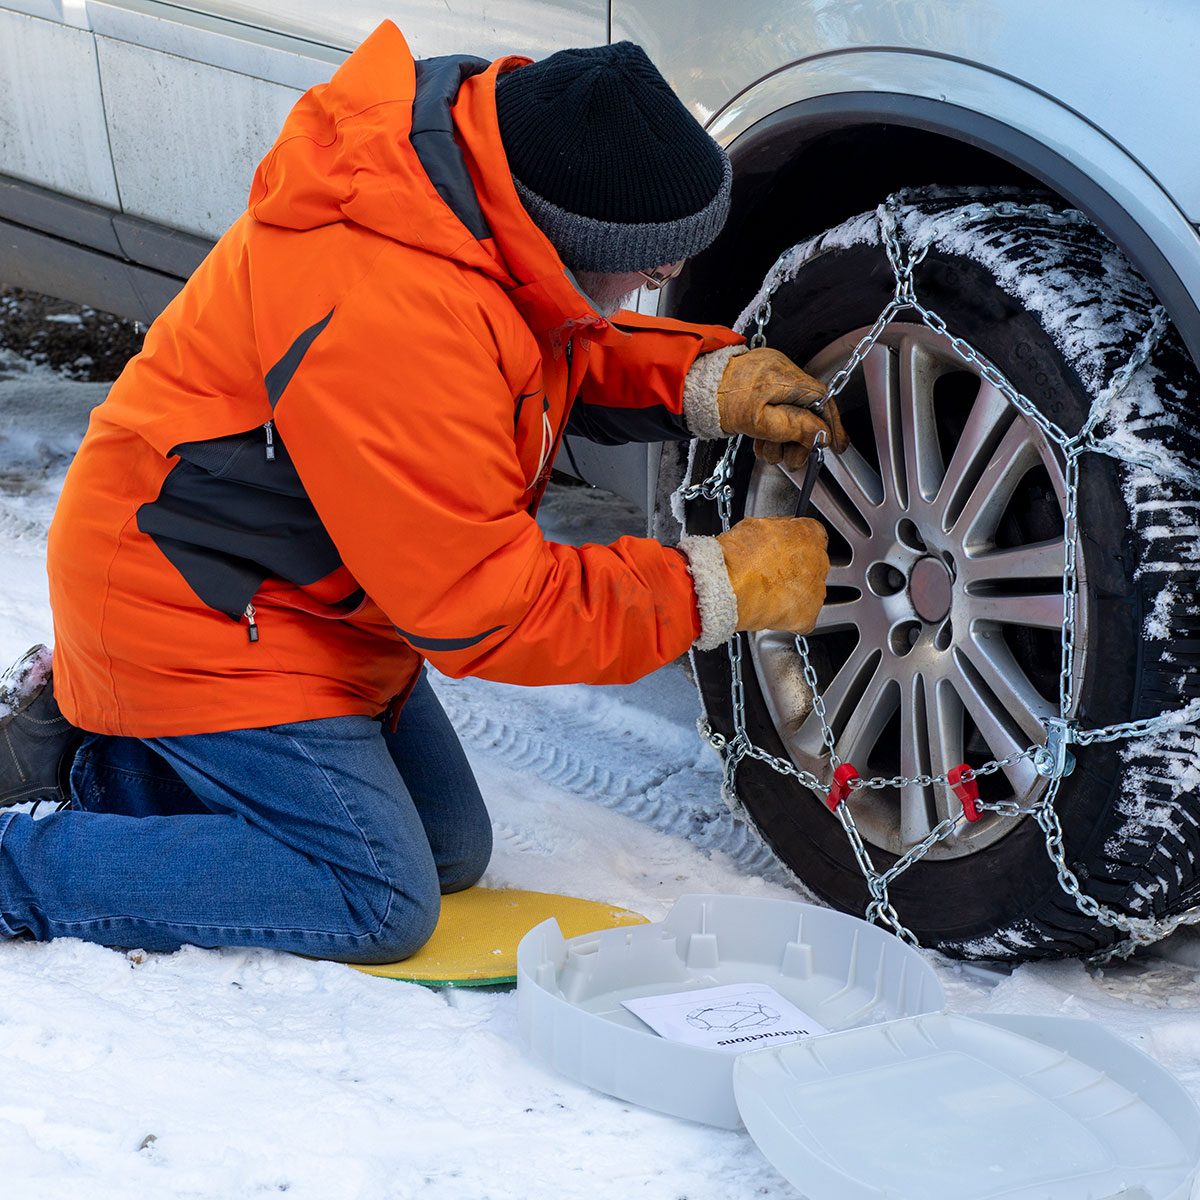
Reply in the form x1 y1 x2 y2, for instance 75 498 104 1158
676 188 1200 959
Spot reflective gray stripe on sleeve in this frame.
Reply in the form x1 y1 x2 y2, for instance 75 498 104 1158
394 624 505 652
265 309 334 407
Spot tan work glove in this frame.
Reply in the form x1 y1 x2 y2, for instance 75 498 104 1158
679 517 829 651
718 347 849 468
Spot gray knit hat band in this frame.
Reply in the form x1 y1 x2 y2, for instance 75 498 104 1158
513 156 732 273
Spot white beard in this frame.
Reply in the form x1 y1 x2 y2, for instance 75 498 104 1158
572 270 639 318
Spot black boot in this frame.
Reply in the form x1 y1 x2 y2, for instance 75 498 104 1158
0 645 83 809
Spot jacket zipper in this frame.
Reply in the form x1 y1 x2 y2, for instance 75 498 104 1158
243 603 259 642
263 420 276 462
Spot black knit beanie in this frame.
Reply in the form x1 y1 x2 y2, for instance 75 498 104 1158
494 42 732 273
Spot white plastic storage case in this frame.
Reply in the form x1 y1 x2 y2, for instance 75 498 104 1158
516 894 1200 1200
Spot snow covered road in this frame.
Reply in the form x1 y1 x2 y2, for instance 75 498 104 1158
2 344 1200 1199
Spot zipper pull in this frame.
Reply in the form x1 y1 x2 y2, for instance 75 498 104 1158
264 420 276 462
244 603 259 643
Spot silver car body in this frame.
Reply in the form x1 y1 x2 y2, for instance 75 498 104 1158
2 0 1199 508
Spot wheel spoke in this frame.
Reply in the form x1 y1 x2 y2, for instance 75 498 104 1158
898 334 945 509
752 630 799 664
795 640 879 756
948 668 1042 800
811 595 868 635
808 471 875 547
935 380 1014 532
897 673 934 844
955 634 1054 745
950 419 1041 550
835 665 897 764
927 677 966 823
963 591 1065 631
999 755 1040 802
816 441 885 527
862 344 903 507
960 539 1065 586
895 674 966 842
827 563 865 589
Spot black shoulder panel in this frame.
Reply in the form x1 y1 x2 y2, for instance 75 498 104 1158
411 55 492 241
265 308 334 408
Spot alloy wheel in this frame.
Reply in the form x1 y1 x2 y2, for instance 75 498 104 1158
745 324 1085 860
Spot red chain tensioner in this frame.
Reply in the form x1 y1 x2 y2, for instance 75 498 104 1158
947 763 981 822
825 763 860 811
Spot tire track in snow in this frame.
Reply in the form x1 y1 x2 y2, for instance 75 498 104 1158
430 672 796 885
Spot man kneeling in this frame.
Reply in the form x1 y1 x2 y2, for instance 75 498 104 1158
0 26 842 963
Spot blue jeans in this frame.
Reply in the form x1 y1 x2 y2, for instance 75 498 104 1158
0 674 492 963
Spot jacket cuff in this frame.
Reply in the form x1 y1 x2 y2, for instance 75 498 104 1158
682 344 747 439
679 535 739 651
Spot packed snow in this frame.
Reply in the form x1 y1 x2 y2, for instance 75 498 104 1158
2 338 1200 1199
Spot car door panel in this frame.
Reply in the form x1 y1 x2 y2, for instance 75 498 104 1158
95 32 301 238
0 7 119 208
88 0 607 249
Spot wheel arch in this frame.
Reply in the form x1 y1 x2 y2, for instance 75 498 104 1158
674 57 1200 375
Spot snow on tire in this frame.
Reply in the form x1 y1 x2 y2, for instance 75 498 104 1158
674 187 1200 959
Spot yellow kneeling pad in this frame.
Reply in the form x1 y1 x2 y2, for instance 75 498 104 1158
350 886 649 987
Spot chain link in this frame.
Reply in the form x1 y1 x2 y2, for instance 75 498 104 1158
678 197 1200 956
848 748 1036 794
748 300 772 350
795 635 842 768
1073 699 1200 746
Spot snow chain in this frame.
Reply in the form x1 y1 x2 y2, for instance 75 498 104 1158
678 200 1200 963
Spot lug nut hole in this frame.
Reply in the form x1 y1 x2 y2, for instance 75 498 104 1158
868 561 907 597
897 518 928 553
890 620 922 656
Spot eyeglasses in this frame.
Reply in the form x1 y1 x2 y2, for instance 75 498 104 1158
637 261 685 291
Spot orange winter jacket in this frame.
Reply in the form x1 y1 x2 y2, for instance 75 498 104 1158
47 21 742 737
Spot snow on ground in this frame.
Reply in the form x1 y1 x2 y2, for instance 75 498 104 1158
1 345 1200 1199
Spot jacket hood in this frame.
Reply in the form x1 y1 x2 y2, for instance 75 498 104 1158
248 20 609 337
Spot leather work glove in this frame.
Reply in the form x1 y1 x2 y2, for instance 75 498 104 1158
719 515 830 633
717 347 849 468
680 516 830 651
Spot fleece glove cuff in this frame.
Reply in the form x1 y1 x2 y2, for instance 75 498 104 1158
679 517 830 651
678 535 740 651
682 344 747 439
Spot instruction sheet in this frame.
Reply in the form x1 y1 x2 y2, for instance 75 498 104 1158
622 983 828 1053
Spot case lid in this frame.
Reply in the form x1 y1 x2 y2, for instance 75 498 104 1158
733 1011 1200 1200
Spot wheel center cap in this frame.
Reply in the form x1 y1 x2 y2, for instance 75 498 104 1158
909 556 953 623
